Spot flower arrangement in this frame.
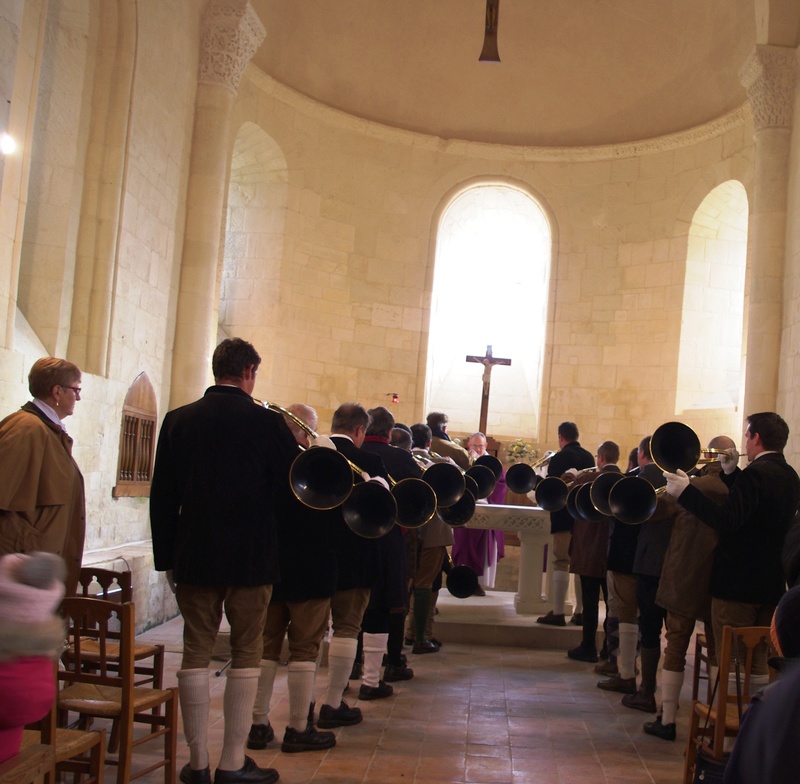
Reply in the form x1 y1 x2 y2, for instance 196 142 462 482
505 438 539 464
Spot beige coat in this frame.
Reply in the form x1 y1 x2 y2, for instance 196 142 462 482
0 404 85 594
655 464 727 620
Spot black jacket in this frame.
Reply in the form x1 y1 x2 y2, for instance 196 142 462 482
547 440 594 534
678 452 800 604
150 385 298 586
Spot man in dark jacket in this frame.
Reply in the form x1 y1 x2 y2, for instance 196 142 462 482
247 404 339 755
566 441 620 663
325 404 394 708
150 338 298 784
537 422 594 626
665 412 800 676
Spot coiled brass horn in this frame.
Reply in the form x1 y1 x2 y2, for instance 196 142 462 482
650 421 733 474
438 489 477 527
444 554 479 599
534 469 598 512
607 476 659 525
257 400 420 535
505 450 556 494
607 421 733 526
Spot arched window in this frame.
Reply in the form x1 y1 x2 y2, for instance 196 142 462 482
676 181 748 413
113 372 157 498
425 183 551 438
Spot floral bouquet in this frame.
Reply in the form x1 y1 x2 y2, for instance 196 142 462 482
505 438 539 464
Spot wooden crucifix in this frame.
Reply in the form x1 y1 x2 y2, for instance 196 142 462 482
465 344 511 435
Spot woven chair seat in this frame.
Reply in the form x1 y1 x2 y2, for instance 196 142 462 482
78 638 161 660
22 727 102 761
59 682 174 717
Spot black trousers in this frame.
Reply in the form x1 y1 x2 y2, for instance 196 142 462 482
580 575 608 649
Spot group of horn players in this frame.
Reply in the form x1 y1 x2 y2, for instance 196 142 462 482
525 413 800 749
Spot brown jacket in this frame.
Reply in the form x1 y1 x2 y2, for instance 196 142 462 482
569 466 616 579
0 404 85 594
656 464 727 619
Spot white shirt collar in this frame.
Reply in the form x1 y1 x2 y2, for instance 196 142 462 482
32 399 67 431
330 433 354 443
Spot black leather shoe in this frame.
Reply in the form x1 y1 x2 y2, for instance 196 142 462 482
570 613 583 626
567 644 599 663
246 723 275 750
358 681 393 700
181 764 211 784
622 689 658 713
404 637 415 646
597 675 637 694
384 664 414 682
281 723 336 753
214 756 279 784
317 700 363 728
537 611 566 627
643 716 677 741
412 640 439 654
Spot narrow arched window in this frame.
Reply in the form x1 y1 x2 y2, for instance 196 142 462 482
425 183 551 438
113 373 157 498
676 181 748 413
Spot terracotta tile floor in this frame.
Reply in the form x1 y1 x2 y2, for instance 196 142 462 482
120 609 693 784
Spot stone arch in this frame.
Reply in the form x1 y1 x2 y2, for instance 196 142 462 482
675 180 748 415
218 121 288 380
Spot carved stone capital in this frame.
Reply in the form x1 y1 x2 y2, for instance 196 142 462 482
199 0 266 95
739 45 796 131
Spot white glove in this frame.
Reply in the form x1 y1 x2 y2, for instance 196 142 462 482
368 476 390 491
165 569 177 594
562 467 579 480
309 435 336 450
719 448 740 475
663 469 690 497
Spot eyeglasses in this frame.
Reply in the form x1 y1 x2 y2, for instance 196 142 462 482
60 385 82 397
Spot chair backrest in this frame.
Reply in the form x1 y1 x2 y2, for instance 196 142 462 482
60 598 135 692
710 625 775 751
77 568 133 604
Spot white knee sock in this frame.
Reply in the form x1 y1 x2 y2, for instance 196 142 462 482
324 636 358 708
618 622 639 680
660 669 684 724
552 571 570 615
288 661 316 731
362 632 388 689
177 668 210 771
218 667 260 773
252 659 278 725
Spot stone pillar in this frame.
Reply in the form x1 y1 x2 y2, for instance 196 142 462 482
169 0 265 408
739 45 796 415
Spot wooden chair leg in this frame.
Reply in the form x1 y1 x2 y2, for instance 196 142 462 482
163 691 178 784
683 706 700 784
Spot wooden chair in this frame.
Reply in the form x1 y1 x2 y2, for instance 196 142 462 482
683 625 776 784
77 567 165 689
21 661 105 784
0 745 55 784
57 598 177 784
691 631 711 702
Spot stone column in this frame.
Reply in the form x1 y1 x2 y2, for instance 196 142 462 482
739 45 796 416
169 0 265 408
